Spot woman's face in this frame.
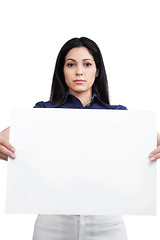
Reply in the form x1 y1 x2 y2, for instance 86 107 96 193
63 47 98 96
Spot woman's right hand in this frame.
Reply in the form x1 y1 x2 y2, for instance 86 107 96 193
0 127 16 161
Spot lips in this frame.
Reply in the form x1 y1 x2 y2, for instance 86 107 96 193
73 79 86 83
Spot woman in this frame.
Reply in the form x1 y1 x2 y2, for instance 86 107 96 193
0 37 160 240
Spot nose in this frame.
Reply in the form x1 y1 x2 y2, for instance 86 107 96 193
76 65 83 75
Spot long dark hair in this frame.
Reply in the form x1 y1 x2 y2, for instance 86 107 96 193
50 37 110 104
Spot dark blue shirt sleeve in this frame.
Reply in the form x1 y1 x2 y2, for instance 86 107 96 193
114 105 128 110
33 101 45 108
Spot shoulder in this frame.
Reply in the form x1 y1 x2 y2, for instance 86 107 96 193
33 101 59 108
93 94 127 110
108 104 128 110
101 102 127 110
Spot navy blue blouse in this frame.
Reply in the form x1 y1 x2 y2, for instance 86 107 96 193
34 92 127 110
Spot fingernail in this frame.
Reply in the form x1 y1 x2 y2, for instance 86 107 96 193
11 147 15 153
150 156 155 161
10 153 16 159
149 153 153 157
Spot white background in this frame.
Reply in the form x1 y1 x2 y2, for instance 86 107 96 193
0 0 160 239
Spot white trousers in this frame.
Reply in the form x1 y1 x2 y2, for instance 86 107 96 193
33 215 128 240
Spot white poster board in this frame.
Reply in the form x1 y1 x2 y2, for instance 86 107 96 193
6 109 157 215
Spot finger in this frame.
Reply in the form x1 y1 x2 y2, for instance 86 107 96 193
149 146 160 157
149 153 160 162
0 136 15 153
0 145 16 159
0 153 8 161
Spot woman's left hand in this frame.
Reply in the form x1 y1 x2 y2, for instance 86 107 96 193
149 146 160 161
149 132 160 161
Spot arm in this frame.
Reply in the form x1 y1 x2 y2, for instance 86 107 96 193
157 132 160 146
0 127 16 161
149 132 160 161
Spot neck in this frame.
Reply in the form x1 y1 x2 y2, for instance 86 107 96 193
69 89 92 107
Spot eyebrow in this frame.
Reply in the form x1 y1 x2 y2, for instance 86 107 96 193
65 58 93 62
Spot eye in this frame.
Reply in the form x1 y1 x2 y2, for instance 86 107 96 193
67 63 75 67
84 63 92 67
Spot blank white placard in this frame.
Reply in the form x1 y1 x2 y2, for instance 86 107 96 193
6 109 157 215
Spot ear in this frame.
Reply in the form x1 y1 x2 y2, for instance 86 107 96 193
95 69 99 77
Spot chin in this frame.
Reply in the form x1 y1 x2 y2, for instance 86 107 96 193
72 87 87 92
